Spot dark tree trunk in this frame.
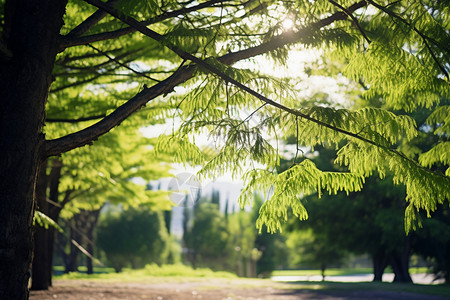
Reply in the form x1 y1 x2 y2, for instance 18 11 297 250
373 252 388 282
390 241 412 283
46 159 64 285
66 220 80 273
321 264 326 281
31 160 50 290
31 159 65 290
85 209 101 275
164 210 172 235
86 242 95 275
0 1 67 298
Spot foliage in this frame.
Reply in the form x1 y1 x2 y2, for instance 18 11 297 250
286 229 347 273
182 191 289 276
283 144 414 281
413 206 450 283
33 211 63 233
226 209 261 277
251 195 289 275
96 207 170 272
30 0 449 233
17 0 449 237
183 201 229 270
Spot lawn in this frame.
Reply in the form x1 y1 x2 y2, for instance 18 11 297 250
47 265 450 298
271 267 429 277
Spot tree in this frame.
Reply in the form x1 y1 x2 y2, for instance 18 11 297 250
227 209 261 277
251 195 288 276
306 174 412 282
287 229 347 281
413 206 450 284
184 201 229 270
96 207 169 272
0 1 448 298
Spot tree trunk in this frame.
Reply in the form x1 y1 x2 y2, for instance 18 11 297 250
321 264 326 282
66 220 80 273
164 210 172 235
86 242 95 275
0 1 67 298
31 160 50 290
31 159 66 289
47 159 65 286
390 245 412 283
372 252 388 282
85 209 101 275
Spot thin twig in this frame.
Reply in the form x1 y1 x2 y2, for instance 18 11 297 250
88 44 162 82
59 0 229 50
328 0 371 45
235 103 268 128
422 37 449 81
367 0 450 60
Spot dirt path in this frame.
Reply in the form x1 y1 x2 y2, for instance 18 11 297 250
30 279 449 300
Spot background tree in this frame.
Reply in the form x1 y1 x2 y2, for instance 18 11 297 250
184 199 229 270
96 207 170 272
413 206 450 284
226 209 261 277
251 195 288 277
287 229 347 281
0 1 449 298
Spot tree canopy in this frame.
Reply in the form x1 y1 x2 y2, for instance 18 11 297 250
0 0 449 298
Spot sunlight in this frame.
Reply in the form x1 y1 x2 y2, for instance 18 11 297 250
282 18 294 31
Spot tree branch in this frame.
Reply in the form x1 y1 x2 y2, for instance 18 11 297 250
45 65 196 157
422 38 449 81
50 74 103 93
46 114 106 123
45 0 367 157
328 0 371 45
219 1 368 65
64 0 120 39
87 44 161 82
57 48 141 71
59 0 228 51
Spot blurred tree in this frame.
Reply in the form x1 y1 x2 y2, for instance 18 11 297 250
227 210 260 277
286 229 347 281
184 201 229 270
251 195 289 276
96 207 169 272
285 145 413 282
413 206 450 284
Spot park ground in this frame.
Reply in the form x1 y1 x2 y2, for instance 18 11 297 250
30 277 450 300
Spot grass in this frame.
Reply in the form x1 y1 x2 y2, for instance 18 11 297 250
271 268 372 277
271 267 429 277
53 265 450 298
54 264 237 282
283 281 450 298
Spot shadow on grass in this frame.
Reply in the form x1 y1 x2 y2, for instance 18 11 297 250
279 281 450 299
